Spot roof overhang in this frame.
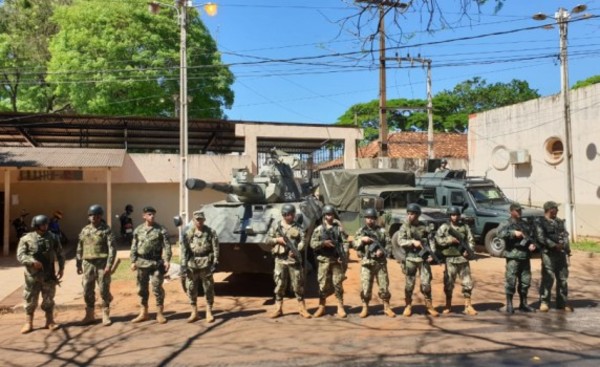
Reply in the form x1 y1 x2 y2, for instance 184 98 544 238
0 147 126 168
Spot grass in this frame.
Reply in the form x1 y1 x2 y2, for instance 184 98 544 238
112 255 180 281
571 239 600 253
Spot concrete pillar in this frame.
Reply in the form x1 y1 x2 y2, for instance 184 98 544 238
3 170 10 257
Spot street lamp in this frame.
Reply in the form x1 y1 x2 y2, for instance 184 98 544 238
533 4 590 241
149 1 217 230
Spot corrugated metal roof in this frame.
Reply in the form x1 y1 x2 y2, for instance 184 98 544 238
0 147 126 168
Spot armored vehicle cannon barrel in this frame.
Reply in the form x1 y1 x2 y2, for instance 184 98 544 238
186 178 266 203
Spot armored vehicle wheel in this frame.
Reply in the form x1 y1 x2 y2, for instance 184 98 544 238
484 228 505 257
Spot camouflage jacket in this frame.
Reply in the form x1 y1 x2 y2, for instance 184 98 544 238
353 224 390 264
181 225 219 270
310 219 349 261
396 220 429 263
266 220 305 260
535 216 570 255
17 231 65 278
76 221 116 265
497 218 535 260
130 223 172 267
435 222 475 264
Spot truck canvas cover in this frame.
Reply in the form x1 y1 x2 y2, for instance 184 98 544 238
319 169 416 212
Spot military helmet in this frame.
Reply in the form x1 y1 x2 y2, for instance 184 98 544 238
543 201 558 212
281 204 296 215
363 207 378 218
322 205 337 216
88 204 104 216
407 203 422 214
31 214 50 228
125 204 133 212
447 206 462 215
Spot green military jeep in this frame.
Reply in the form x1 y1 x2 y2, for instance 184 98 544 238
415 170 544 256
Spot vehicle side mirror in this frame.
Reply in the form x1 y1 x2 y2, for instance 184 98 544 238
173 215 183 227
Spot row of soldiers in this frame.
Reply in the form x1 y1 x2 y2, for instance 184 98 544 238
16 199 570 333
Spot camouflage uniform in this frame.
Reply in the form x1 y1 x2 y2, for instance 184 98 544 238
76 221 116 308
435 222 475 299
535 216 570 309
130 223 172 307
310 220 349 302
498 217 536 312
181 223 219 307
396 220 433 302
17 231 65 317
266 219 306 301
353 224 391 303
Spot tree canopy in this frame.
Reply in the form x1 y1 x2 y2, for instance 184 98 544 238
572 75 600 90
336 77 539 143
1 0 234 118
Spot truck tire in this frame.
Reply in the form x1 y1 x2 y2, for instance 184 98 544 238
484 228 505 257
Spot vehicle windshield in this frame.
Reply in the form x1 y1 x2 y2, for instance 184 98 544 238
467 186 508 204
380 190 423 209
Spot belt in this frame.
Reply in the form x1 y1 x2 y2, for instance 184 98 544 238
138 254 161 261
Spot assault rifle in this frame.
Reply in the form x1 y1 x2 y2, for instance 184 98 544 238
322 226 348 271
418 226 442 264
447 226 476 260
514 221 537 250
33 239 60 285
361 228 388 259
277 225 303 265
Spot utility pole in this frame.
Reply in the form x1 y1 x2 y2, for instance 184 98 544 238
356 1 409 158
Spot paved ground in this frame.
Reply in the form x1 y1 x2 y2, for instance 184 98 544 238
0 249 599 366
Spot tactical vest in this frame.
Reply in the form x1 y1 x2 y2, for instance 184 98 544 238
442 223 468 257
317 222 341 258
134 224 165 260
186 226 214 257
79 224 110 259
403 221 428 260
23 232 58 275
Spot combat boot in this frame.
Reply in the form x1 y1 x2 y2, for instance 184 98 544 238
102 307 112 326
425 299 439 317
187 304 199 323
539 302 550 313
403 299 412 317
156 306 167 324
383 301 396 318
80 307 95 325
131 305 149 323
45 310 59 331
313 298 326 318
518 294 535 312
443 296 452 314
336 299 347 318
20 314 33 334
464 298 478 316
506 294 514 314
359 302 369 318
298 300 312 319
270 300 283 319
562 304 574 312
205 305 215 323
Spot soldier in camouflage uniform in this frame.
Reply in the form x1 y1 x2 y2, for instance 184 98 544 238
435 206 477 316
353 208 395 318
180 210 219 323
498 203 537 314
310 205 349 318
17 214 65 334
535 201 573 312
396 204 438 317
129 206 172 324
265 204 311 319
76 204 117 326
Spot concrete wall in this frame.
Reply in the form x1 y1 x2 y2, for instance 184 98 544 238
468 83 600 237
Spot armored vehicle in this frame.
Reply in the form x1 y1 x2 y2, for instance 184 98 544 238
416 170 544 256
184 149 322 274
318 169 448 238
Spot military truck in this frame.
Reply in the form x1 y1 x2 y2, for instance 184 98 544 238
183 149 322 274
318 169 448 237
415 170 544 256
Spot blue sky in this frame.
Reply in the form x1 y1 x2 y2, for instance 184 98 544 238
199 0 600 125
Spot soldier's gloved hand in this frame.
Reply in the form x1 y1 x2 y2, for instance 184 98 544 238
32 260 43 270
361 236 372 244
163 261 170 273
57 268 64 280
514 230 523 239
323 239 334 248
130 263 137 271
76 260 83 275
180 266 189 277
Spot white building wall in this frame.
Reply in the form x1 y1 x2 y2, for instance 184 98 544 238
468 83 600 237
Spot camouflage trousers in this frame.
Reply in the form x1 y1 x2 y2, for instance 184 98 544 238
23 273 56 315
360 260 391 302
404 260 432 300
185 267 215 307
443 259 473 298
136 265 165 307
539 252 569 307
82 258 112 308
505 258 531 296
273 258 305 301
316 258 345 301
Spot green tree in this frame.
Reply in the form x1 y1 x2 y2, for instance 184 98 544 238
572 75 600 90
46 0 233 118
